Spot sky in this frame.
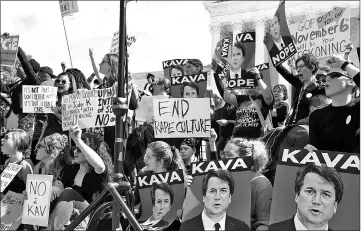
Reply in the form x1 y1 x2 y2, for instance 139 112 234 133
1 1 212 77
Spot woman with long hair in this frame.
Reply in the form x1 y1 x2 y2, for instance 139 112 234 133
271 84 289 127
47 126 113 230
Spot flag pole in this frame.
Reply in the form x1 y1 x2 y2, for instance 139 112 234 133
61 16 74 68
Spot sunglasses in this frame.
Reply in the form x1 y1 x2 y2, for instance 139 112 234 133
327 72 352 79
55 79 70 84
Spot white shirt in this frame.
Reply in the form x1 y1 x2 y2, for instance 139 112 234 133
202 210 226 231
141 216 162 227
294 212 328 230
229 69 242 80
274 36 286 51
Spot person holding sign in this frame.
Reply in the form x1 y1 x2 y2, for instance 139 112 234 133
180 170 250 231
141 182 174 229
47 127 113 230
269 164 344 231
1 129 33 197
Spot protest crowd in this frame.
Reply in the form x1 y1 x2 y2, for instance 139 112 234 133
0 1 360 231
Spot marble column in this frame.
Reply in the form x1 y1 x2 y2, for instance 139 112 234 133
209 23 221 57
230 21 244 44
253 17 267 65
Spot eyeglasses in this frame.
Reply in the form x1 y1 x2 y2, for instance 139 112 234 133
296 64 306 70
55 79 69 84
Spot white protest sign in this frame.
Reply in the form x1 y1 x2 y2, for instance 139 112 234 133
1 34 19 67
0 163 22 193
109 31 136 54
1 191 24 231
59 0 79 17
135 95 168 123
22 174 53 227
153 98 211 138
62 87 116 131
22 85 57 113
289 5 350 61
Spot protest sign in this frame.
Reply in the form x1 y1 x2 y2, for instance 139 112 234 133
153 98 211 138
135 95 168 123
255 63 272 88
59 1 79 17
137 169 185 230
1 35 19 67
22 174 53 227
226 32 256 89
264 0 297 67
181 157 252 230
170 72 208 98
0 163 22 193
62 87 116 131
1 191 24 231
269 148 360 230
109 31 136 54
163 59 195 80
22 85 57 113
288 6 351 63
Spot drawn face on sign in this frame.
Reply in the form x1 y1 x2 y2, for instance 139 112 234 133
203 177 232 218
231 46 244 72
1 133 15 154
152 189 172 220
295 173 338 228
270 15 281 42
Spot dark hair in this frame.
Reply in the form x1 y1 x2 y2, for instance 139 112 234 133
29 59 41 73
5 128 30 153
296 53 319 74
66 68 91 90
295 164 344 204
309 94 331 108
202 170 235 196
150 182 174 206
147 141 184 172
146 73 155 80
273 84 288 100
187 59 203 72
233 41 246 57
169 65 184 77
155 77 171 95
180 81 199 97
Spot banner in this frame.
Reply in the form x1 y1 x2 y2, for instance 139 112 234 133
22 86 57 113
162 59 203 80
59 1 79 17
255 63 272 89
288 6 350 63
212 37 231 82
269 148 360 230
181 157 252 230
137 170 185 230
1 191 24 231
62 87 116 131
226 32 256 89
1 35 19 67
153 98 211 138
22 174 53 227
264 0 297 66
171 72 208 98
109 31 136 54
135 95 168 123
0 163 22 193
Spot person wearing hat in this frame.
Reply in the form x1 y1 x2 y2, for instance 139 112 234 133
142 73 155 96
38 66 56 86
179 138 197 173
185 59 203 75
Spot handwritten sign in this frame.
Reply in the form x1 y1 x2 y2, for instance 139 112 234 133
0 163 22 193
153 98 211 138
1 191 24 231
62 87 116 131
59 1 79 17
109 31 136 54
22 174 53 227
22 86 57 113
288 6 350 62
1 35 19 67
135 95 168 123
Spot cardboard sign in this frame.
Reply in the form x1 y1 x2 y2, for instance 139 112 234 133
1 191 24 231
264 1 297 66
22 85 57 113
153 98 211 138
269 148 360 230
170 72 208 98
0 163 22 193
109 31 136 54
181 157 252 230
62 87 116 131
137 170 185 230
22 174 53 227
1 35 19 67
162 59 190 79
59 1 79 17
135 95 168 123
288 6 350 62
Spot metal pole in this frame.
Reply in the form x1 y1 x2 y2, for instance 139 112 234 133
61 16 74 68
113 0 128 229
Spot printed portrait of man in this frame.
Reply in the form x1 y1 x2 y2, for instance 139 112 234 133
229 41 254 82
141 182 174 229
180 170 250 231
180 81 199 98
269 164 344 231
269 11 294 57
184 59 203 75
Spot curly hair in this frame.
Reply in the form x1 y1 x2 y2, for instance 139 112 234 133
66 68 91 90
273 84 288 100
296 53 319 74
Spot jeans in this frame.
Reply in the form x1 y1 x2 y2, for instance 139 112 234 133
47 188 89 230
